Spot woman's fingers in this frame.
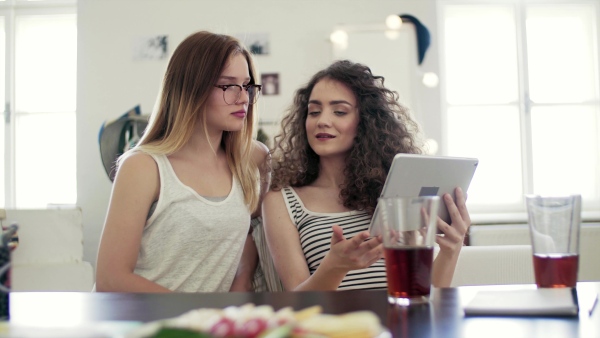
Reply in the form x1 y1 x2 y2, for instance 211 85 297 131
359 237 384 265
346 230 371 249
436 188 473 253
374 243 385 259
331 231 383 269
331 227 376 252
356 241 383 266
443 189 470 236
453 187 471 227
330 224 346 245
444 193 461 225
328 223 385 270
436 218 462 243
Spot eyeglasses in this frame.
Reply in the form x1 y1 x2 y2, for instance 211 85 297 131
214 84 262 105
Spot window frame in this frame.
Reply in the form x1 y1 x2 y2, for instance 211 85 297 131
1 0 76 208
437 0 600 223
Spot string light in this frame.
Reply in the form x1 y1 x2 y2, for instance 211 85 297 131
422 72 439 88
385 15 403 30
329 29 348 49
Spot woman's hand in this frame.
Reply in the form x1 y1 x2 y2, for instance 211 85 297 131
436 187 471 255
432 187 470 287
320 225 383 273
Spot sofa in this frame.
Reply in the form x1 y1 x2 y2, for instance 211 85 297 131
4 208 94 292
450 223 600 287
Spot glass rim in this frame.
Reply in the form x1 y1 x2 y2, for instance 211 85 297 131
525 194 581 200
377 195 441 202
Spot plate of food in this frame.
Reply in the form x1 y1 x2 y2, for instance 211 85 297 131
125 303 390 338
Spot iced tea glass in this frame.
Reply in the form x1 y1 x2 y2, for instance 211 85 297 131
525 195 581 288
376 196 439 306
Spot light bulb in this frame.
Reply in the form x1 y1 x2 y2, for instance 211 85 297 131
422 72 439 88
329 30 348 46
385 15 402 30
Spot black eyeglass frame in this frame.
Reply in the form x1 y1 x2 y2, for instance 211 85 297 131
214 84 263 105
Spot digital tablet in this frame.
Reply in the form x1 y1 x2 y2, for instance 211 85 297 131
369 154 478 236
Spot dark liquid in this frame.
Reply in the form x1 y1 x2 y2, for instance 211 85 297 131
533 254 579 288
384 246 433 298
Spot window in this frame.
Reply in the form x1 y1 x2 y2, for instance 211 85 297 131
439 0 600 220
1 1 77 208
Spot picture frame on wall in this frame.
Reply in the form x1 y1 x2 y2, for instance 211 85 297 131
236 32 270 55
261 73 279 95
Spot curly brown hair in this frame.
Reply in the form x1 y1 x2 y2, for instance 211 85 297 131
270 60 423 215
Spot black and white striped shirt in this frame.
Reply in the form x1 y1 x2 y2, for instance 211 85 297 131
281 187 387 290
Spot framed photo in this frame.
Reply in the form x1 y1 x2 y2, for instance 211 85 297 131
236 32 270 55
261 73 279 95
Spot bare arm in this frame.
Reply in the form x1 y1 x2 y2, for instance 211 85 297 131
229 232 258 291
251 140 270 219
432 187 470 287
262 190 382 291
95 152 171 293
230 140 270 291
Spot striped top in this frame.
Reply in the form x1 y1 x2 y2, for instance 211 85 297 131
281 187 387 290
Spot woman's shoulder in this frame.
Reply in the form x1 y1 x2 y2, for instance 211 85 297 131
120 150 157 167
262 189 286 215
264 185 299 205
251 139 269 163
263 188 283 203
111 151 161 201
116 151 160 180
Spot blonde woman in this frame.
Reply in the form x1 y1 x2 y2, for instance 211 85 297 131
96 31 269 292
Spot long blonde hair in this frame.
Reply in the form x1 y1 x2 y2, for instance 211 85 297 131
120 31 260 211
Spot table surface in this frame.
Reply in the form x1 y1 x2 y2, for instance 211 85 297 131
5 282 600 338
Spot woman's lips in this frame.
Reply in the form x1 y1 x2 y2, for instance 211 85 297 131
231 110 246 118
316 133 335 140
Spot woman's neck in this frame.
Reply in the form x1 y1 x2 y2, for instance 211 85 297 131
179 129 224 159
314 156 346 188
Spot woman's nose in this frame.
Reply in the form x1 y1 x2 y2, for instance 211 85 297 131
236 87 250 104
317 114 331 127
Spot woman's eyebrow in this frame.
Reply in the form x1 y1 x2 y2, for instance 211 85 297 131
329 100 353 106
308 100 353 106
219 75 251 82
308 99 354 107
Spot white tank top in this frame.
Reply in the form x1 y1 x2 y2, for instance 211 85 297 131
133 153 251 292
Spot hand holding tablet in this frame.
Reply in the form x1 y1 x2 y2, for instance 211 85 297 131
369 154 478 236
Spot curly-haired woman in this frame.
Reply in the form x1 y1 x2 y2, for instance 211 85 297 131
262 60 470 291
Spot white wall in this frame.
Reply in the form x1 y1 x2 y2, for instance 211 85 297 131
77 0 441 268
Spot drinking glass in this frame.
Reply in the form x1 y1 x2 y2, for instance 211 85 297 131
525 195 581 288
376 196 439 306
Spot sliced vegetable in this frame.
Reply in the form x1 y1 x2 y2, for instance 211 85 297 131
153 327 214 338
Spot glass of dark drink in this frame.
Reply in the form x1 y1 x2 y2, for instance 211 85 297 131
375 196 439 306
525 195 581 288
